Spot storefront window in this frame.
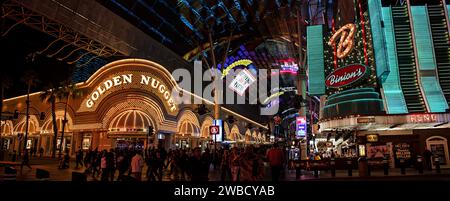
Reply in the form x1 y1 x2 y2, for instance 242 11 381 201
57 138 61 150
26 139 32 150
430 144 446 164
82 137 91 150
2 139 10 150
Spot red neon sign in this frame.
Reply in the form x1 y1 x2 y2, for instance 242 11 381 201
325 64 368 88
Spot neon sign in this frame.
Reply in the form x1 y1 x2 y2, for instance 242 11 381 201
221 59 253 79
86 74 177 112
228 69 256 96
328 23 356 59
296 116 307 138
280 59 299 74
262 91 284 105
409 114 438 123
325 64 368 88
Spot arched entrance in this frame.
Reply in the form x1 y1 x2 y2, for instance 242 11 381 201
13 115 40 154
1 120 13 152
176 110 200 150
426 136 449 168
40 111 73 155
200 116 213 150
108 110 156 151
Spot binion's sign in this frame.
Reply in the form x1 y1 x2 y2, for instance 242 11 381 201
325 64 368 88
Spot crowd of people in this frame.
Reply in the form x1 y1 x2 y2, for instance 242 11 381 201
70 144 286 182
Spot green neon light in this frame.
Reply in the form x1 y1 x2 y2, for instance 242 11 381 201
326 92 380 105
307 25 325 95
323 98 384 110
328 88 375 99
380 7 409 114
411 6 448 112
368 0 389 82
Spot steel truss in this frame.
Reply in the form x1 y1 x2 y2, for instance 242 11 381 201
1 0 122 61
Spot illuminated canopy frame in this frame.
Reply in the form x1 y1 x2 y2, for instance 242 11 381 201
245 129 252 143
14 115 40 135
40 110 73 134
77 59 180 117
108 110 156 133
230 124 244 142
1 120 14 136
177 110 200 138
200 116 214 139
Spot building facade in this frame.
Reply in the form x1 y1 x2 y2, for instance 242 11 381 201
0 59 267 156
307 0 450 168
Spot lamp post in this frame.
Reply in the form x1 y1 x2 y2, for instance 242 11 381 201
22 80 32 156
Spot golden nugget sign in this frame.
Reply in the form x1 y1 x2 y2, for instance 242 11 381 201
86 74 177 112
328 23 356 59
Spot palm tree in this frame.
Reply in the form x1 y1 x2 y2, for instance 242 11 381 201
20 69 38 157
56 80 81 158
40 84 59 158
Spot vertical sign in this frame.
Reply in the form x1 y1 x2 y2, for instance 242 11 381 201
213 119 223 142
296 117 307 138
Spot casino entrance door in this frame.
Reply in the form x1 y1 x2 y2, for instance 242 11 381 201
107 110 156 151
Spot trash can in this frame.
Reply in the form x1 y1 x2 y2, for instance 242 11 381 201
36 168 50 180
72 172 87 182
4 166 17 181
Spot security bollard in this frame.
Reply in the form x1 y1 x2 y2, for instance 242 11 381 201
347 160 352 176
295 161 302 179
330 158 336 177
400 159 406 175
313 162 319 178
435 157 441 174
383 158 389 176
417 155 423 174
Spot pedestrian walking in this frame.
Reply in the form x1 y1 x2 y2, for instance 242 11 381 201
75 147 84 168
20 150 32 175
101 150 109 181
39 147 44 158
131 151 144 181
424 149 433 171
266 143 285 181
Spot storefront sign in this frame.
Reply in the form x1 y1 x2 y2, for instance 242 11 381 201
325 64 368 88
209 126 219 135
409 114 438 123
366 134 379 142
86 74 177 112
395 143 411 159
357 117 375 123
213 120 223 142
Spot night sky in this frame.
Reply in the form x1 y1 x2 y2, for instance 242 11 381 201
1 22 76 99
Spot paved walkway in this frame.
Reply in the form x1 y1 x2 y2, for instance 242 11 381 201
1 158 450 181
